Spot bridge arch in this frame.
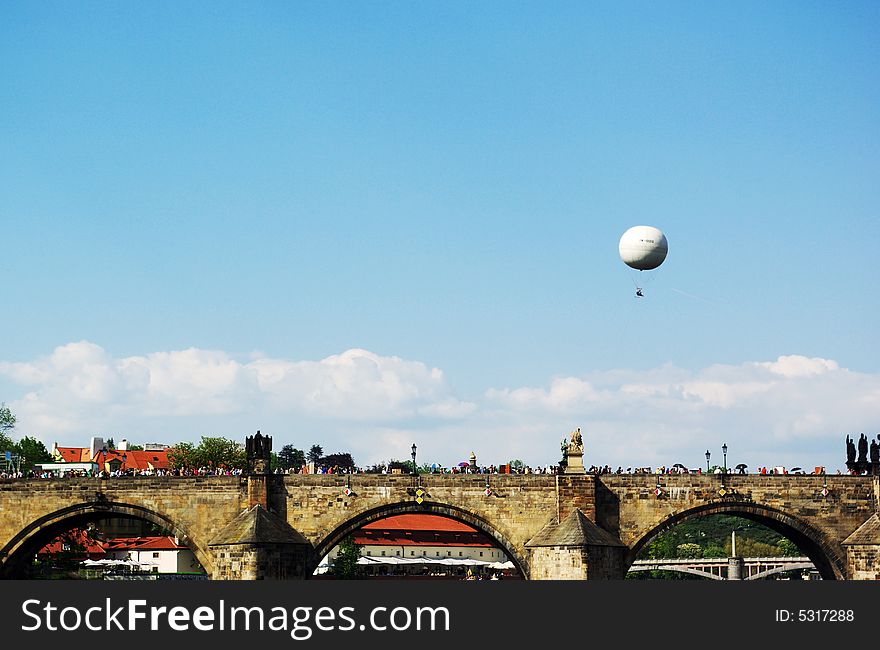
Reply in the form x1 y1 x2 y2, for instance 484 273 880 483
627 565 723 580
747 562 816 581
627 501 843 580
310 500 530 578
0 500 212 578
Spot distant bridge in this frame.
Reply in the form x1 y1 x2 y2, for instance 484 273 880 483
629 556 817 580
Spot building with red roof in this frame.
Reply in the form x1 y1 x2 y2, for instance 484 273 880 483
37 529 108 561
37 531 204 576
103 536 203 574
51 436 169 473
324 514 510 576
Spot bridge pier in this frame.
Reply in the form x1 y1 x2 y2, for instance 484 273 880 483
526 509 627 579
843 514 880 579
208 504 314 580
728 556 744 580
205 432 316 580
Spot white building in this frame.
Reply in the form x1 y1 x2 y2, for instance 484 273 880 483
103 536 204 575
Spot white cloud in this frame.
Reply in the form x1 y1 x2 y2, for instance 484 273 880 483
0 342 473 451
1 347 879 472
479 355 880 470
758 355 839 378
250 348 475 419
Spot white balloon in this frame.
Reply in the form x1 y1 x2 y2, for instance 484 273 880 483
619 226 668 271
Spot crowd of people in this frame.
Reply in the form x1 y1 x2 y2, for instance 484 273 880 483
0 466 246 480
291 463 560 476
0 462 844 481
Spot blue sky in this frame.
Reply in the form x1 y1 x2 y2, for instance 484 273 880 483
2 1 879 471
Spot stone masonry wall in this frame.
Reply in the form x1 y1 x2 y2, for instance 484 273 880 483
279 473 559 575
2 473 878 580
846 545 880 580
211 543 311 580
596 474 879 579
0 476 246 575
529 546 590 580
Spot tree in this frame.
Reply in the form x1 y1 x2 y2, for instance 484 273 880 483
320 452 355 470
168 438 246 471
278 445 305 471
168 442 198 470
387 459 412 473
105 437 116 450
777 538 801 557
0 403 15 434
676 543 703 559
331 534 362 579
197 436 246 469
0 403 16 452
307 444 324 464
14 436 52 472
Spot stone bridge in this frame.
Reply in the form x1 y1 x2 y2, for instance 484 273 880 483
1 471 879 579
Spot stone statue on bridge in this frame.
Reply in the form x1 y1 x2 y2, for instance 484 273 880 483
858 433 869 464
846 435 856 465
563 427 585 475
870 437 880 473
568 427 584 453
846 433 876 475
246 430 272 475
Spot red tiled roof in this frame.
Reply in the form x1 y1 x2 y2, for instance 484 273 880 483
38 529 107 559
356 515 494 547
54 447 91 463
93 449 170 471
353 530 495 547
104 536 185 551
54 447 169 470
362 514 478 533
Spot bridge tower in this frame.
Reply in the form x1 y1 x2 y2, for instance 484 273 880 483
207 431 313 579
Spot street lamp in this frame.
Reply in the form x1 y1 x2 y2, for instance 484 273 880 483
411 444 417 476
722 443 728 474
705 450 711 473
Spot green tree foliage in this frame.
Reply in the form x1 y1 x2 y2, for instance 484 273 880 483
307 444 324 464
197 436 246 469
278 444 305 471
0 402 15 433
0 405 52 472
14 436 52 471
0 403 16 451
388 459 413 473
167 437 246 471
703 544 727 558
777 538 801 557
167 442 197 470
320 452 355 470
331 534 362 579
676 543 702 558
638 514 803 563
